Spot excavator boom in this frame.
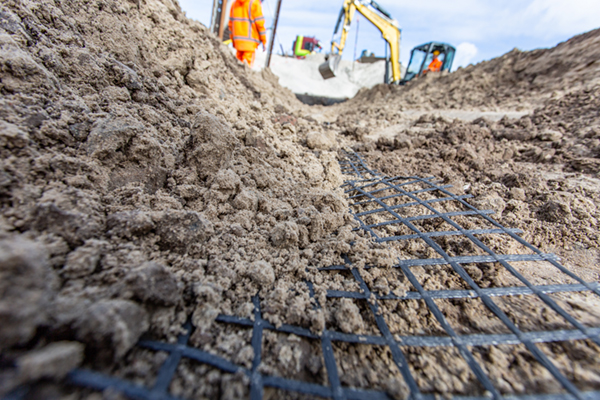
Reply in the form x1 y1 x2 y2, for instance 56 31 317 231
320 0 402 83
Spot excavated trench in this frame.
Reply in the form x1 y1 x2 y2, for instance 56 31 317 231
1 1 599 399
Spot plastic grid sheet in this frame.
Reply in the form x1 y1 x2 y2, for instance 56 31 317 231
7 151 600 400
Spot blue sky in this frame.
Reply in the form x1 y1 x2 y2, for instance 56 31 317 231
179 0 600 70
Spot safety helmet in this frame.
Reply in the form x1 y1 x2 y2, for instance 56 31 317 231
433 50 440 56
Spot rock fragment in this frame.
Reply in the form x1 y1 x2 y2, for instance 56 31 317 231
187 112 239 180
510 188 526 201
472 193 506 217
540 199 573 223
17 341 84 381
124 262 181 306
306 131 337 150
74 299 149 360
537 129 563 142
106 211 155 238
32 202 104 247
0 237 54 350
247 261 275 287
0 121 29 148
233 189 258 211
155 211 214 252
86 117 145 160
62 240 105 279
335 299 364 334
270 221 299 247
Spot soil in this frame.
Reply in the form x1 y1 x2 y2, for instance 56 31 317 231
0 0 598 399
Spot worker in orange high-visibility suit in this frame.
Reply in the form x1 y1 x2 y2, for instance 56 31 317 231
229 0 267 67
426 50 443 73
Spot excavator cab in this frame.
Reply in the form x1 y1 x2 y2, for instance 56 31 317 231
401 42 455 84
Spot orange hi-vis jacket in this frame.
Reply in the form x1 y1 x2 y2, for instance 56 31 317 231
229 0 267 52
428 57 443 73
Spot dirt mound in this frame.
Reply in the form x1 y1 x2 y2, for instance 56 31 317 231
345 28 600 111
345 82 600 273
1 0 599 398
0 0 389 393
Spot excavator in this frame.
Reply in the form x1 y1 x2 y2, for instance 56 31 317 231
319 0 456 85
319 0 402 83
401 42 456 84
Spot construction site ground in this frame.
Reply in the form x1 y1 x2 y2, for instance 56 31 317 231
0 0 599 399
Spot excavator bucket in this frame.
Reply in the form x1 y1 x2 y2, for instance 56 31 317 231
318 55 341 80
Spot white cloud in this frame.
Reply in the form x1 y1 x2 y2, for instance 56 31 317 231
518 0 600 38
453 42 478 70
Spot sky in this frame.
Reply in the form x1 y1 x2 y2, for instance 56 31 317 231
179 0 600 70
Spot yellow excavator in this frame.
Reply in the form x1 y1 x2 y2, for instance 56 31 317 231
319 0 402 83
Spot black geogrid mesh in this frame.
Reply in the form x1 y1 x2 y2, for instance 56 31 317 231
7 151 600 400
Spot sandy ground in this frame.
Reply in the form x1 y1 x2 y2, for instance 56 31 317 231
0 0 599 399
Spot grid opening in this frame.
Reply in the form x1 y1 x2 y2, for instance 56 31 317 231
333 343 407 393
406 345 485 397
472 344 570 396
435 297 513 335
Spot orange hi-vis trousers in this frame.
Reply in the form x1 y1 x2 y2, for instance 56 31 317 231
236 50 256 67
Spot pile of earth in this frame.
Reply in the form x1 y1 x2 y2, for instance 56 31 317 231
342 81 600 263
0 0 393 395
329 84 600 400
343 28 600 112
1 0 599 399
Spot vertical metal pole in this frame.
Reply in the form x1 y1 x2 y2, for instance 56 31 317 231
384 43 389 84
352 15 359 70
218 0 227 40
210 0 220 34
266 0 282 68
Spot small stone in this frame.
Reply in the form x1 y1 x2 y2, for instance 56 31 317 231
537 129 563 142
247 261 275 287
245 130 267 151
233 189 258 211
373 277 390 295
155 211 214 252
335 299 364 333
0 121 29 149
385 377 409 400
0 237 54 350
62 240 105 279
124 262 181 306
86 117 144 160
510 187 526 201
502 147 514 161
306 131 337 150
270 221 299 247
473 193 506 217
106 211 155 238
17 341 84 381
74 299 148 360
540 200 573 223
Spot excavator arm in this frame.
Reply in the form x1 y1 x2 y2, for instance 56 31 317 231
328 0 402 83
330 1 356 55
